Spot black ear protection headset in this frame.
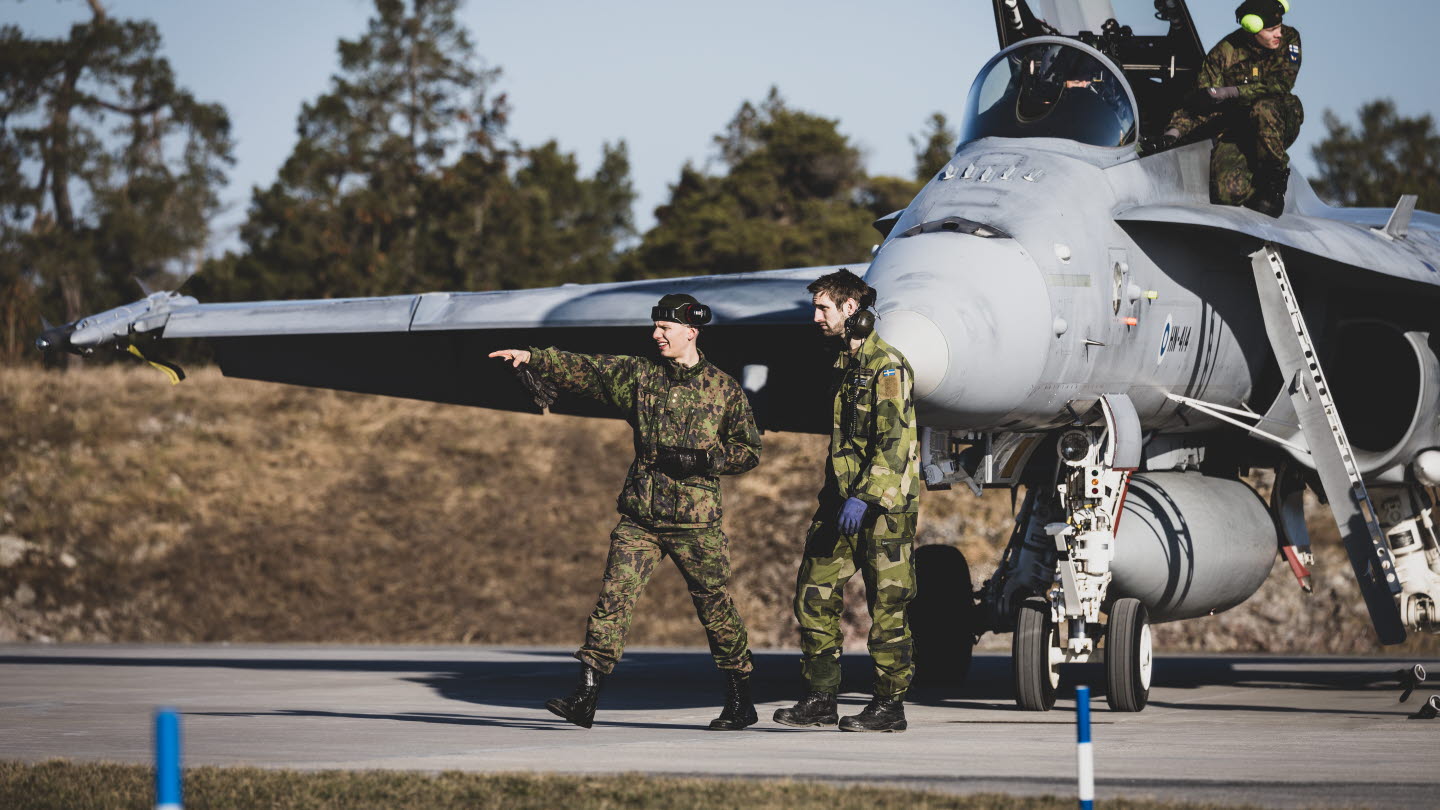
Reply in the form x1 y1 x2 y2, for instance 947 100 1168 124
844 309 875 339
843 288 878 339
651 299 712 327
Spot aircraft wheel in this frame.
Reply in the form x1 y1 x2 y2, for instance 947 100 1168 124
909 544 975 688
1012 595 1058 711
1105 597 1152 712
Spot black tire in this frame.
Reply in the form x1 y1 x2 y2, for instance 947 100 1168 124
1012 595 1058 711
909 544 975 688
1105 597 1152 712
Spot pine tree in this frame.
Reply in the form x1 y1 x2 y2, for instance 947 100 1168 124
200 0 635 303
0 1 233 362
627 88 876 279
197 0 508 302
911 112 957 183
1310 99 1440 210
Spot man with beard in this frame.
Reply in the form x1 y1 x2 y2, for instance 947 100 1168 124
773 269 921 732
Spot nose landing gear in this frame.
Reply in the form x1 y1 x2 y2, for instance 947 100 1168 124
988 395 1154 712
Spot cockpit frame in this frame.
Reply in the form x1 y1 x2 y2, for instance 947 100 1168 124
988 0 1206 139
962 36 1141 150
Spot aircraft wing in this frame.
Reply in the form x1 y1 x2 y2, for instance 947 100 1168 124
1115 199 1440 289
54 266 856 434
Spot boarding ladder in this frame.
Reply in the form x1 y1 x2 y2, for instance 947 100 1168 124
1251 245 1406 644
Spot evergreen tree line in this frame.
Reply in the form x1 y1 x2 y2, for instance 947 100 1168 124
3 0 1437 364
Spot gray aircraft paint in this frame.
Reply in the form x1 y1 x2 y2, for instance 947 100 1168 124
161 266 847 339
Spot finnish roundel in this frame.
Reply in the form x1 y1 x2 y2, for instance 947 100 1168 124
1157 315 1172 366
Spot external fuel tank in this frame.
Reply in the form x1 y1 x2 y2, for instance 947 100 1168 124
1111 472 1278 623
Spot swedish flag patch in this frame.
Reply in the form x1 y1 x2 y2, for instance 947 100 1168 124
877 367 901 399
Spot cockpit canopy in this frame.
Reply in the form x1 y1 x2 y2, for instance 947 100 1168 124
987 1 1205 140
962 39 1138 148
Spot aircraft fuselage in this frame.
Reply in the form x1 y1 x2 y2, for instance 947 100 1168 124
872 137 1267 435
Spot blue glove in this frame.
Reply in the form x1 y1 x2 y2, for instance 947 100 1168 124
837 497 869 535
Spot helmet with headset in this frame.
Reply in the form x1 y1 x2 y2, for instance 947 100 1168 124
651 293 712 327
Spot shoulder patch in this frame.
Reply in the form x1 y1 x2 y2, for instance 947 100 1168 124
1287 43 1300 64
876 366 903 400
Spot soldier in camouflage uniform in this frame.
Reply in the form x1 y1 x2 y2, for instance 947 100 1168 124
1162 0 1302 217
773 269 921 733
488 293 762 731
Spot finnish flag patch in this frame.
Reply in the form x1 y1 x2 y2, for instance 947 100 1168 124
1287 43 1300 64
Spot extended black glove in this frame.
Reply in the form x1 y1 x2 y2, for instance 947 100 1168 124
513 363 557 410
1140 129 1179 155
656 446 709 479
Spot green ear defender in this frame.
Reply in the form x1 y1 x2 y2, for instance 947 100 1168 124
1239 0 1288 33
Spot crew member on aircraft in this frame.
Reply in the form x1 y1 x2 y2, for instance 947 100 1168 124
489 294 762 731
1161 0 1302 218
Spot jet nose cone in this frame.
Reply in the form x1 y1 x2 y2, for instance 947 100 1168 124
869 233 1052 425
876 310 948 399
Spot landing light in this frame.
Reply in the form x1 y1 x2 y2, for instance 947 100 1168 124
1059 430 1091 464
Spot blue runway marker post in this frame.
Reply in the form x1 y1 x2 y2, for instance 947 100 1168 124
154 707 182 810
1076 685 1094 810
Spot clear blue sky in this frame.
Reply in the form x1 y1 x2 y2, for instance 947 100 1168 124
10 0 1439 254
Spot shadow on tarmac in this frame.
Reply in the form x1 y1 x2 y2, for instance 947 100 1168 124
1 649 1429 718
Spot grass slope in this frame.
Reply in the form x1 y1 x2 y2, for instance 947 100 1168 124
0 761 1263 810
1 365 1434 655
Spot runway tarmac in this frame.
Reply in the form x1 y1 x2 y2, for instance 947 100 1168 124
2 644 1437 807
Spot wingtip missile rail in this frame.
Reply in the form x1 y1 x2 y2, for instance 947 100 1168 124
34 290 197 356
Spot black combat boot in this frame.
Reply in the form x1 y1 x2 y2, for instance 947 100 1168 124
838 696 907 732
1245 160 1290 218
545 664 604 729
707 671 759 731
772 691 838 727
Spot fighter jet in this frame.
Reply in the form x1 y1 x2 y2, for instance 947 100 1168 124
36 0 1440 712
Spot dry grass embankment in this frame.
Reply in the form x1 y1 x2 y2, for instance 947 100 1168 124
0 761 1266 810
1 365 1434 655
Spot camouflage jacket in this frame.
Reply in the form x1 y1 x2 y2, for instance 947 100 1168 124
528 347 761 529
821 332 921 515
1198 25 1301 102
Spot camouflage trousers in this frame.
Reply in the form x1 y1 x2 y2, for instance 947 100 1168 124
1169 94 1303 205
792 510 917 699
577 517 754 675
